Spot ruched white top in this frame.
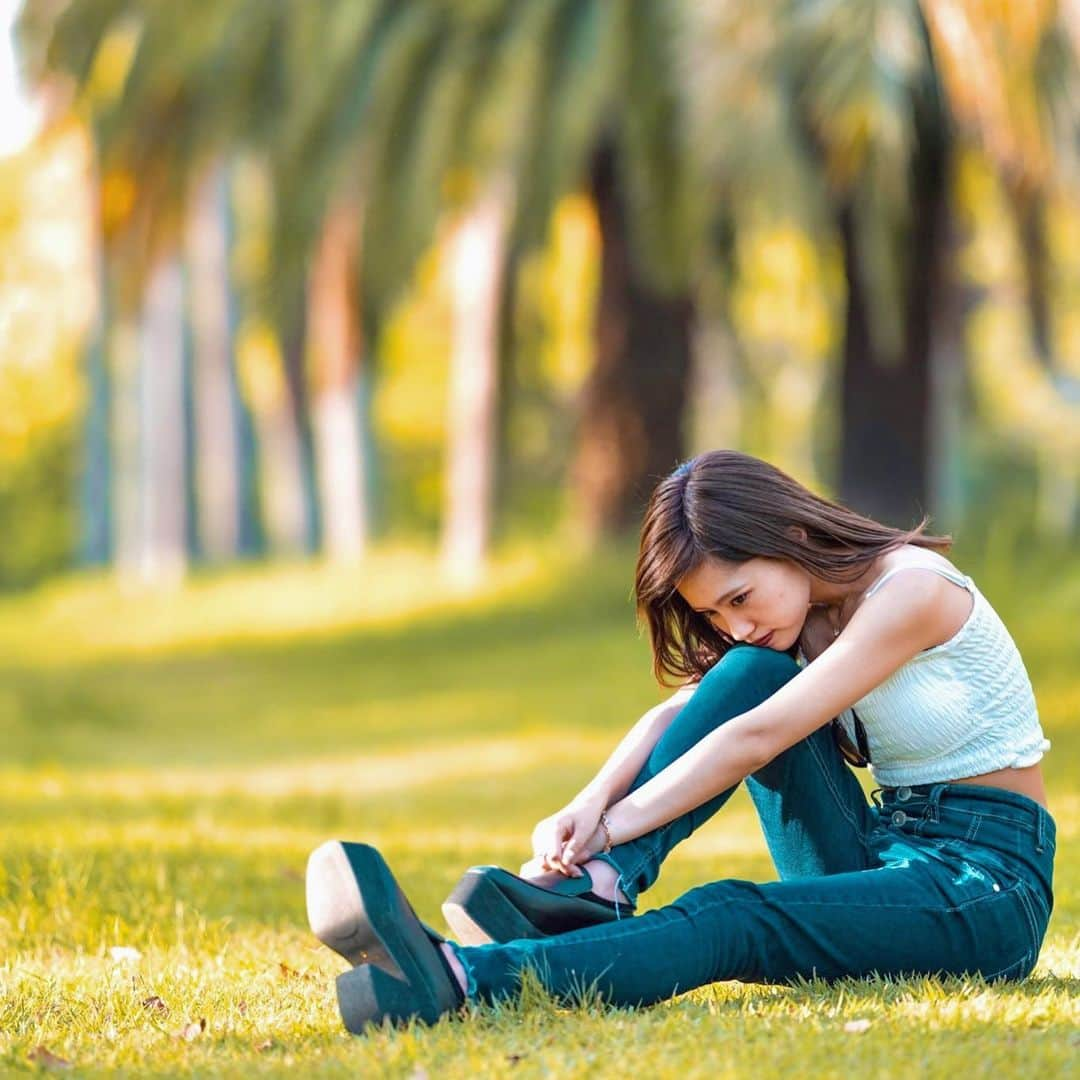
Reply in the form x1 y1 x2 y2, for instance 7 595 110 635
834 557 1050 787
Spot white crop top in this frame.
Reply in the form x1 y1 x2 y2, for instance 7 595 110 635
830 557 1050 787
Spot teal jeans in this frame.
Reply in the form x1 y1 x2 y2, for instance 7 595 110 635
452 647 1056 1004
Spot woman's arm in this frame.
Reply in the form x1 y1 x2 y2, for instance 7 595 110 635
594 571 959 853
529 685 695 873
572 684 697 809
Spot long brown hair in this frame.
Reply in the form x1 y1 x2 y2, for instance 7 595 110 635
635 450 952 685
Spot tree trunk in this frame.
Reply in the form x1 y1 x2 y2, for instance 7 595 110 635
573 141 694 540
253 372 310 556
440 178 513 584
1011 186 1053 369
110 309 140 581
927 198 971 531
838 136 950 528
80 178 112 567
181 267 200 560
133 257 188 584
233 371 265 558
308 195 368 563
279 300 321 554
187 165 242 562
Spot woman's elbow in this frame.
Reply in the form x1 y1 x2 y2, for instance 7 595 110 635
745 733 778 773
741 718 795 773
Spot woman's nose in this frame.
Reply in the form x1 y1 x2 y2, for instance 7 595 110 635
730 619 755 642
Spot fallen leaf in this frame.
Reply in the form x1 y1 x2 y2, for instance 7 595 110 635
278 962 314 981
843 1018 872 1034
27 1045 72 1069
236 1000 248 1015
141 995 169 1015
506 1053 527 1065
109 946 142 964
176 1019 207 1041
254 1038 274 1052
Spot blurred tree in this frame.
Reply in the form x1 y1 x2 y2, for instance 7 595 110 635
18 1 271 576
795 0 1077 525
0 122 85 588
80 198 112 567
683 0 1078 527
22 0 705 565
307 191 368 561
186 164 261 561
360 0 702 544
133 255 187 583
440 176 514 583
497 0 701 539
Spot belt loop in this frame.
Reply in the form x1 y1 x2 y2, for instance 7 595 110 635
926 783 946 823
1035 808 1046 854
870 787 884 810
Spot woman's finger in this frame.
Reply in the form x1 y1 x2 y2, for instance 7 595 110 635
545 852 574 877
550 844 582 878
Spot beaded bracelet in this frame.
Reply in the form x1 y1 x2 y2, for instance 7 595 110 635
598 810 613 854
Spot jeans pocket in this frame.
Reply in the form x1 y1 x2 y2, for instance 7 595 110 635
1016 880 1049 952
985 950 1035 983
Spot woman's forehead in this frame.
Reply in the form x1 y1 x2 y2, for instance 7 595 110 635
677 556 747 597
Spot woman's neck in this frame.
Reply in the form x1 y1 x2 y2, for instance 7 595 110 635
808 558 886 612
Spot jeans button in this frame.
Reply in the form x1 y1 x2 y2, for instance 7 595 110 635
897 786 912 802
891 810 908 826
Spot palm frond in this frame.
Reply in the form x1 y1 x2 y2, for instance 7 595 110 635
617 0 702 292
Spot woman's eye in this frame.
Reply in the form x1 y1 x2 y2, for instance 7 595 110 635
731 592 749 607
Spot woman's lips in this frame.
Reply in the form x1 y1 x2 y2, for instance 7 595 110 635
754 631 774 647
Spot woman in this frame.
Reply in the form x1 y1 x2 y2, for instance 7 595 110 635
305 451 1055 1032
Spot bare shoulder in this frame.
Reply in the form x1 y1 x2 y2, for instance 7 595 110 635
862 553 973 649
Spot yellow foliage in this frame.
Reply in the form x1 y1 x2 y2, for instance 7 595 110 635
100 166 135 236
0 119 92 463
0 359 80 465
733 222 834 356
378 240 450 447
235 320 286 413
958 153 1080 456
85 20 140 108
924 0 1059 187
726 215 839 484
229 156 272 289
538 194 599 395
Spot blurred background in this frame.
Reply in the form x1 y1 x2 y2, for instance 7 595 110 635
2 0 1078 599
3 8 1080 1056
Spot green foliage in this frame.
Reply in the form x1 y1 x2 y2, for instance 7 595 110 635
0 123 87 590
0 412 78 590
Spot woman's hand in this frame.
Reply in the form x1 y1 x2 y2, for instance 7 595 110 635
529 798 605 877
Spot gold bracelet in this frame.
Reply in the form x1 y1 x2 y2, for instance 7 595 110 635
598 810 613 854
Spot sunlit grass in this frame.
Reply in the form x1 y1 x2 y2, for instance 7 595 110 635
0 545 557 665
1 541 1078 1076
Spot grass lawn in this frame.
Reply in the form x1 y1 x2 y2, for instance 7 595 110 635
1 541 1077 1077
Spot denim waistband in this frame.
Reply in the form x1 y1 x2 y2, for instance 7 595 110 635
875 781 1056 852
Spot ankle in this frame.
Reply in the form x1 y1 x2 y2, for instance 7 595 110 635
583 859 631 906
440 943 468 996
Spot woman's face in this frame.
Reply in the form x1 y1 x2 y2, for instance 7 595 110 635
676 556 813 651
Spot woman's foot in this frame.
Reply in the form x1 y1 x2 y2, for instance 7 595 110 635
305 840 464 1032
442 863 635 945
440 944 468 995
520 857 631 906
